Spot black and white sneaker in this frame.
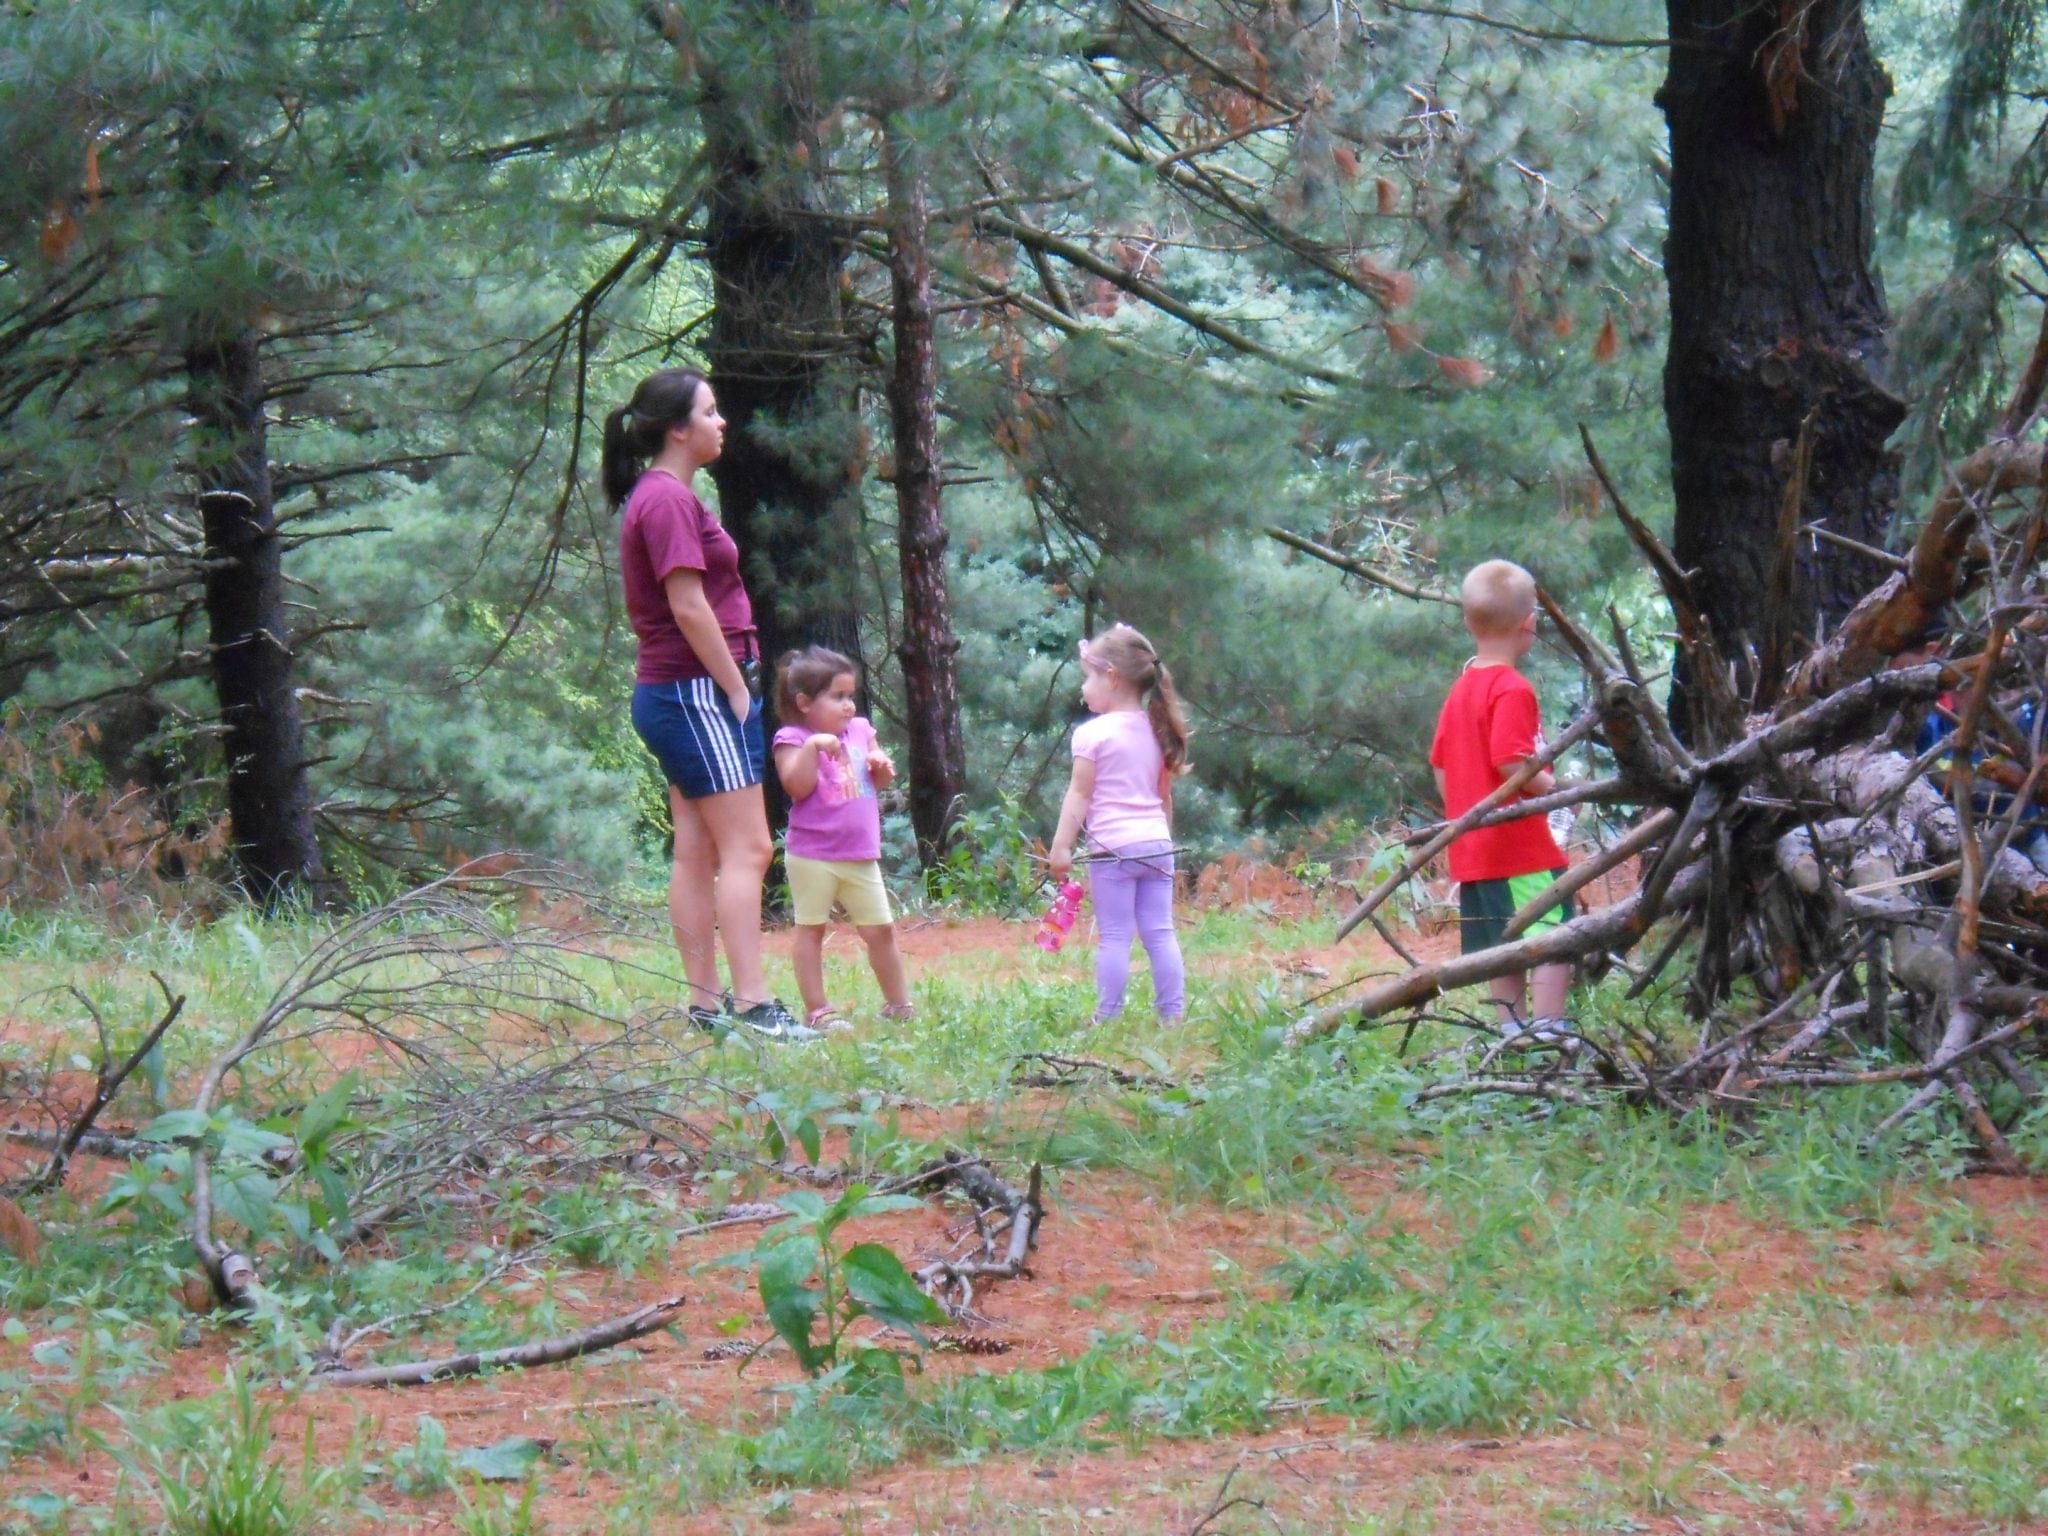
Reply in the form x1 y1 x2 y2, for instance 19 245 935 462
686 990 735 1034
730 997 822 1043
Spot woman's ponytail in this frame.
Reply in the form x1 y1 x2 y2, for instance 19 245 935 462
600 405 640 508
599 368 710 510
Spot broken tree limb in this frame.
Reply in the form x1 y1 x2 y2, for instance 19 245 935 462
17 974 182 1196
1335 707 1604 942
1503 809 1679 941
1789 440 2047 701
1293 866 1710 1042
311 1294 687 1389
1263 527 1460 606
1401 775 1630 845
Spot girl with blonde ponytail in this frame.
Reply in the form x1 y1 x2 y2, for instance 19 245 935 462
1046 623 1191 1024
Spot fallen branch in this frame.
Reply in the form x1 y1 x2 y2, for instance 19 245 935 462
1293 867 1708 1042
1009 1052 1184 1090
311 1293 686 1389
17 975 182 1197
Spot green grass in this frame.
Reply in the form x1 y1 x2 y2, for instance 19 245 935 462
5 897 2047 1531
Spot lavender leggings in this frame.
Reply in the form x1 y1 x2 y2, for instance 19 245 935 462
1088 840 1185 1020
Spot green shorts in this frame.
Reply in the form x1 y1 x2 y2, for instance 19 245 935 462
1459 869 1572 955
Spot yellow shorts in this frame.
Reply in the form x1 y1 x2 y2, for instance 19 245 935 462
785 854 894 927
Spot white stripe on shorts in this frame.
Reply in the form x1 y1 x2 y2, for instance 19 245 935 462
678 677 747 793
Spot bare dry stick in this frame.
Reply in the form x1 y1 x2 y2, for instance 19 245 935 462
20 975 183 1196
312 1294 686 1389
1262 527 1458 606
1293 866 1708 1042
1401 775 1628 845
1503 809 1678 940
1335 707 1603 942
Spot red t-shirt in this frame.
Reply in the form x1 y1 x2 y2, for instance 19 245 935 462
1429 663 1566 883
619 471 757 685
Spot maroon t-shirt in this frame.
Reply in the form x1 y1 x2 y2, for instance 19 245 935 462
619 470 757 685
1429 663 1566 884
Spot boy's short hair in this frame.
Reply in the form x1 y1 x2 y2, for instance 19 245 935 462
1461 560 1537 637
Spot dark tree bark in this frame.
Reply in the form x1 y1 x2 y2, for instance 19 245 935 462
1658 0 1907 727
883 120 966 865
181 119 326 905
700 0 861 686
185 327 325 904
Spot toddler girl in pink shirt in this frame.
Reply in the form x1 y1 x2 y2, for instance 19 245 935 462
771 647 914 1032
1047 624 1191 1023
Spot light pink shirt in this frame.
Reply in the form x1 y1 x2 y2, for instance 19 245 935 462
1073 711 1170 852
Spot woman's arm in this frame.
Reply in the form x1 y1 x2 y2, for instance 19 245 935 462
1047 756 1096 881
663 569 751 720
774 734 843 800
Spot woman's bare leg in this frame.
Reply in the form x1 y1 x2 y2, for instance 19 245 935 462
668 787 722 1009
692 783 773 1007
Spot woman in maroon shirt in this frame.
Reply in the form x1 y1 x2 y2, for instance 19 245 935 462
603 368 810 1040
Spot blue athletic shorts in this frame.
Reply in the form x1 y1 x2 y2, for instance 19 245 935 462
631 679 767 799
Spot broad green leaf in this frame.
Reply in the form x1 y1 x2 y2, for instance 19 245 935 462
756 1239 823 1373
315 1165 352 1230
795 1116 822 1166
817 1183 870 1238
773 1189 827 1221
840 1243 945 1335
453 1436 546 1481
212 1167 278 1236
294 1073 358 1157
217 1118 294 1162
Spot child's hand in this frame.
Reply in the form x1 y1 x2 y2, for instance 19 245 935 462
1047 844 1073 882
867 747 895 787
809 732 846 760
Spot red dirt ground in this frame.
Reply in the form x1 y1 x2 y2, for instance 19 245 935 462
8 885 2048 1533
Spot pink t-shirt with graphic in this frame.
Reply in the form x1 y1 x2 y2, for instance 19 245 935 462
1073 710 1171 852
774 717 882 862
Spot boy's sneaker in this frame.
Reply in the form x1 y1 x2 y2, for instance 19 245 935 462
731 997 822 1043
1525 1017 1581 1054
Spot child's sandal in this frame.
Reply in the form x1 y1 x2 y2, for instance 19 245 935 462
878 1002 916 1022
805 1005 853 1034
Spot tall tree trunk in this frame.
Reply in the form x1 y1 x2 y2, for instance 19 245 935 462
181 118 326 905
700 0 860 678
1658 0 1907 728
883 119 966 866
185 326 326 904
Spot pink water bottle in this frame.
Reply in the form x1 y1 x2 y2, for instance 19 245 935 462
1034 881 1086 953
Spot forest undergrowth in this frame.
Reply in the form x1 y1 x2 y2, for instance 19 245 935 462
3 889 2047 1535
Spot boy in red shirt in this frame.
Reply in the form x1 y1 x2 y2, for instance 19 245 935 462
1429 559 1573 1040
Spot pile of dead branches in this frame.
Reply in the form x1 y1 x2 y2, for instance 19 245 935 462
1288 311 2048 1171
